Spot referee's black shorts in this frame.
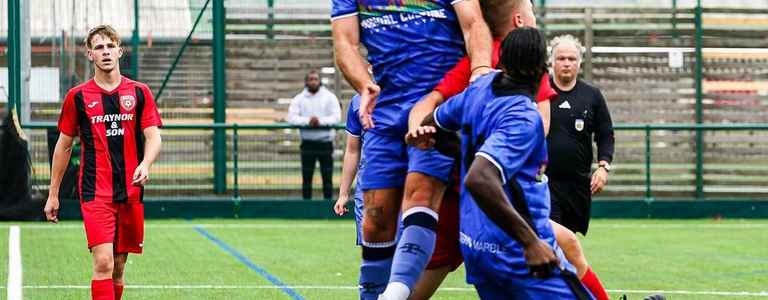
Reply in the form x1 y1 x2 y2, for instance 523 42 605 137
548 176 592 235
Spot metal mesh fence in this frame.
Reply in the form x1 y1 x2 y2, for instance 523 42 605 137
20 124 768 202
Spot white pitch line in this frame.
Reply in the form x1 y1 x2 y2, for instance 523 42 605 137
6 285 768 296
591 223 768 229
7 226 22 300
7 224 354 229
7 223 768 230
607 289 768 297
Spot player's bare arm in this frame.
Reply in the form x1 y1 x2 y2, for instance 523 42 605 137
335 135 361 215
45 133 75 223
405 113 461 161
464 156 559 278
133 126 161 186
407 91 446 142
332 16 379 129
455 0 493 81
538 100 551 135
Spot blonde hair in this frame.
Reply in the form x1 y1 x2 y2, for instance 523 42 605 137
85 25 121 49
549 34 583 65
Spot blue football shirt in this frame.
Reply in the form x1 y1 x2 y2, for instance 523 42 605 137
434 72 568 284
346 94 363 137
332 0 466 136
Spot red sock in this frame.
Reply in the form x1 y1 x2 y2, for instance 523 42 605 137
114 283 124 300
581 267 610 300
91 279 115 300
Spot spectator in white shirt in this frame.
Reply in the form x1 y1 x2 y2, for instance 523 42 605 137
287 70 342 200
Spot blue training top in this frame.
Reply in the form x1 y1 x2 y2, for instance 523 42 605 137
332 0 466 136
434 72 568 284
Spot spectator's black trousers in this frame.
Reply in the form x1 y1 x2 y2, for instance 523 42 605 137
300 140 333 200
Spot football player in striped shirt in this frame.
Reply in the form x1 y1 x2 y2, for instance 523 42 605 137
45 25 162 300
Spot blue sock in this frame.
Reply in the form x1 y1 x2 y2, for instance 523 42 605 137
359 241 396 300
387 207 438 293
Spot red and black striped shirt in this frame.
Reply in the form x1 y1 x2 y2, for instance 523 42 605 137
58 76 162 203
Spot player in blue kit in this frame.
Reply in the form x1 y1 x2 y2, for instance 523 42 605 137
332 1 492 299
407 27 594 299
334 95 366 245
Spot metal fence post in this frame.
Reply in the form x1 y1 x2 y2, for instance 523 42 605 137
267 0 275 40
19 0 30 124
233 124 241 218
584 7 594 82
213 0 228 194
645 125 654 202
538 0 547 35
671 0 679 40
131 0 140 80
694 1 704 199
7 0 21 118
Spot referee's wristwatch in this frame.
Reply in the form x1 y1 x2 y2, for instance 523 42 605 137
598 162 612 173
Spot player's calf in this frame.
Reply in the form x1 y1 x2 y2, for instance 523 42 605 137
112 253 128 300
380 173 446 299
360 214 399 300
552 221 609 300
112 253 128 283
409 265 452 300
552 221 589 277
360 188 402 300
381 207 439 300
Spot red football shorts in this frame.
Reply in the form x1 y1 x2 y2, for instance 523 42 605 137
426 184 463 271
81 201 144 254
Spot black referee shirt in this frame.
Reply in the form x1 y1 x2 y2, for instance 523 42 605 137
546 79 614 180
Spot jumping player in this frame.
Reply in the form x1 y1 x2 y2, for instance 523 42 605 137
331 1 493 299
408 27 594 300
44 25 162 300
333 94 462 300
406 1 610 299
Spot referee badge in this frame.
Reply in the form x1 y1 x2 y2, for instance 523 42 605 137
120 95 136 111
574 119 584 131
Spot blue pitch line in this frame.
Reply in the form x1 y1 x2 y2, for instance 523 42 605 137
193 225 305 300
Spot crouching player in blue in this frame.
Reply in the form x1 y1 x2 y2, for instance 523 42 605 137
407 27 594 299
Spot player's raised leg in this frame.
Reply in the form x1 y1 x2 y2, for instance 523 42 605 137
410 265 452 300
382 171 446 299
409 180 463 300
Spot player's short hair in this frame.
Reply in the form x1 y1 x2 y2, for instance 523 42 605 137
495 27 547 94
481 0 533 37
549 34 583 64
85 25 121 49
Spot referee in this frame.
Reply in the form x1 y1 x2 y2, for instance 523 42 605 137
546 35 615 235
